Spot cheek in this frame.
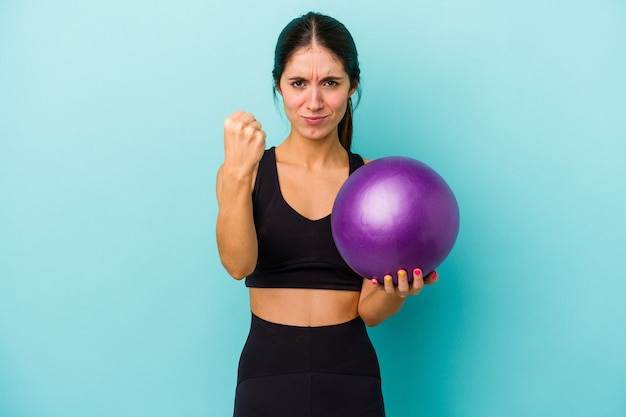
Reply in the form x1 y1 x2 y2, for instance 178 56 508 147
327 93 350 112
283 95 299 109
282 93 304 113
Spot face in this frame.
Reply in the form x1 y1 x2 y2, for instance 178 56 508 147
278 45 357 142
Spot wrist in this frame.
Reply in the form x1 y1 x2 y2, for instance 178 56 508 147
221 162 256 184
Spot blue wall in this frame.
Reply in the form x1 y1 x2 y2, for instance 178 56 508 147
1 1 624 416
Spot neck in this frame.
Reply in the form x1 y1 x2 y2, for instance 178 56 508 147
278 132 347 169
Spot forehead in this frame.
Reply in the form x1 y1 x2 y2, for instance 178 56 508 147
283 46 347 76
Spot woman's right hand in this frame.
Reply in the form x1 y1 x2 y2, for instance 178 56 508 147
223 110 266 177
216 110 266 279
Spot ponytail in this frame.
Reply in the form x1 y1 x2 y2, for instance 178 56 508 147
338 97 354 151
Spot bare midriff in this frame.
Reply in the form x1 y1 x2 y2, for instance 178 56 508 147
249 286 362 326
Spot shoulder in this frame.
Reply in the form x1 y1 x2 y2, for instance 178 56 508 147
347 148 372 164
353 154 373 164
252 147 276 193
257 147 275 170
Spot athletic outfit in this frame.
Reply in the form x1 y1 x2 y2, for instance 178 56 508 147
233 147 385 417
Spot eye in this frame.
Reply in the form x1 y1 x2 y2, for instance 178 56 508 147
291 80 305 88
325 80 339 87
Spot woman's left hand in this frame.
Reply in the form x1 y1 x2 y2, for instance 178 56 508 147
372 268 438 299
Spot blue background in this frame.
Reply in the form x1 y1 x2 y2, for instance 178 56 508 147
1 1 625 416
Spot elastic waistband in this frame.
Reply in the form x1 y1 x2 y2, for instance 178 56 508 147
238 312 380 383
251 312 363 331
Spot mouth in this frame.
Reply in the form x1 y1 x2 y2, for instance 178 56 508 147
302 116 327 125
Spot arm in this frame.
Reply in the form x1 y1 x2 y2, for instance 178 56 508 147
357 268 438 327
216 110 266 279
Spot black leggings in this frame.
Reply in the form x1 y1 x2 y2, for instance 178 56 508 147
234 313 385 417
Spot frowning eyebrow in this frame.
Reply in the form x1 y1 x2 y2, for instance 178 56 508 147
286 75 344 82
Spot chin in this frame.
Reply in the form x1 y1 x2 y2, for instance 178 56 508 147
299 127 337 141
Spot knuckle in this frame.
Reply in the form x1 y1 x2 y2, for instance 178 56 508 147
224 118 241 131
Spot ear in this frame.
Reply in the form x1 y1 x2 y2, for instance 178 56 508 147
349 80 359 97
275 81 283 96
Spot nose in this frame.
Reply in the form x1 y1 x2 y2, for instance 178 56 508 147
306 87 324 111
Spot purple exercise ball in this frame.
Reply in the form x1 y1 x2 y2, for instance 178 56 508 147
331 156 460 283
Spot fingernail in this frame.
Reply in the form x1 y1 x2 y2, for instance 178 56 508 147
384 275 393 283
413 268 422 276
398 269 407 277
371 278 378 285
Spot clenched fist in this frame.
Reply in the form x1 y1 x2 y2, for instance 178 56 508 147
223 110 266 176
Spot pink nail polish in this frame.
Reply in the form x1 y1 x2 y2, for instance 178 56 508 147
371 278 378 285
413 268 422 276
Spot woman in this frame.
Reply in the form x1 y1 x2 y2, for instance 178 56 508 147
216 12 438 417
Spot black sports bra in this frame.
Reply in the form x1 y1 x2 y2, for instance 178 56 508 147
245 147 365 291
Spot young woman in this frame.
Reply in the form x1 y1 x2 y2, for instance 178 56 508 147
216 12 438 417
